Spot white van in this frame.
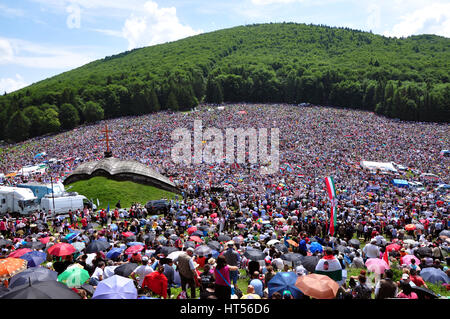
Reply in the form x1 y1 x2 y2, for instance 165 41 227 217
40 193 90 215
0 186 40 215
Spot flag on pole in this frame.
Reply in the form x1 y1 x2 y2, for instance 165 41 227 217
324 176 337 236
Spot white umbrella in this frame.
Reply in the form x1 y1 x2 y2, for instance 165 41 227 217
267 239 280 246
167 250 184 260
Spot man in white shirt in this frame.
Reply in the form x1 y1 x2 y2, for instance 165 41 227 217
89 261 105 286
131 256 154 288
362 239 380 261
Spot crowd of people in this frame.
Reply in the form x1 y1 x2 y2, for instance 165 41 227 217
0 103 448 299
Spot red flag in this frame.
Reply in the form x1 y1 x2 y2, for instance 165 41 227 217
383 250 390 268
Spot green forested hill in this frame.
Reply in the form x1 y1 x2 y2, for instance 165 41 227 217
1 23 449 142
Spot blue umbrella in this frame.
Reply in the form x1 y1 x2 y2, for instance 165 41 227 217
20 251 47 268
127 242 145 246
177 216 186 220
310 242 323 253
420 268 449 284
106 248 124 260
92 275 137 299
267 272 303 299
110 224 118 231
34 153 45 159
65 233 79 242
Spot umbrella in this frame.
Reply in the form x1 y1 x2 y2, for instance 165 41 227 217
274 243 289 253
310 242 323 253
410 286 439 299
124 245 144 255
20 251 47 268
187 227 198 235
295 274 339 299
336 245 350 254
65 233 79 242
267 239 280 246
72 242 86 252
237 224 246 229
0 258 27 280
191 230 204 237
439 230 450 237
167 251 184 260
106 248 124 260
349 239 360 248
184 241 195 249
365 258 390 275
23 241 45 250
419 268 449 284
58 267 90 288
114 263 138 277
110 224 118 231
405 224 416 231
0 280 81 299
92 275 137 299
244 250 266 261
189 236 203 243
8 248 33 258
301 256 319 273
9 267 58 289
400 254 420 265
86 240 111 254
194 245 212 256
281 253 304 265
160 246 179 256
0 239 13 247
87 223 100 229
385 243 401 253
207 241 221 251
267 272 303 299
286 239 299 247
47 243 76 257
217 234 231 242
156 236 167 245
403 239 417 246
126 241 146 247
122 231 135 237
416 246 432 258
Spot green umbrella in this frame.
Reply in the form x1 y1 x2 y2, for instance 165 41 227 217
57 266 90 288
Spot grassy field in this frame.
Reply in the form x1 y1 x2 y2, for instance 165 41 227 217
66 176 179 209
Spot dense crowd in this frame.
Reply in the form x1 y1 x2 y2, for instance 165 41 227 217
0 103 448 299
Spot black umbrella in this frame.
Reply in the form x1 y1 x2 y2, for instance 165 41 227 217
114 263 138 277
349 239 360 248
439 230 450 237
281 253 304 265
125 235 137 243
207 241 221 251
217 234 231 242
23 241 45 250
416 246 432 258
336 245 351 254
0 239 13 247
9 267 58 289
411 286 439 299
86 240 111 253
191 230 204 237
184 241 195 249
244 250 266 261
81 283 95 295
0 280 80 299
274 243 288 253
0 286 10 297
301 256 319 273
143 234 156 244
160 246 179 256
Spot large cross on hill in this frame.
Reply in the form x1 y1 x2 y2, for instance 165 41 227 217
100 124 113 158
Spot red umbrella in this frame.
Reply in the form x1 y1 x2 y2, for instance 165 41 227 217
122 232 134 237
8 248 32 258
125 245 144 254
385 243 401 253
189 236 203 243
405 224 416 231
47 243 76 257
210 213 217 218
187 227 197 235
39 237 50 245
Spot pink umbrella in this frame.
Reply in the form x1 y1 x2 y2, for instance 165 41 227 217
237 224 246 229
39 237 50 245
125 245 144 254
210 213 217 218
187 227 197 235
8 248 32 258
401 254 420 265
189 236 203 243
365 258 390 274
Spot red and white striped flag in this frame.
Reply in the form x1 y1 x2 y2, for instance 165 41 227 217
324 176 337 236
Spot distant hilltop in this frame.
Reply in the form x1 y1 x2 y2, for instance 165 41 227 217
1 22 449 143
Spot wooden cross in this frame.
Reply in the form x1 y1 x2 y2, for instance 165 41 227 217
100 124 114 157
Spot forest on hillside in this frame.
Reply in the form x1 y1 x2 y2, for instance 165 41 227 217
0 22 449 142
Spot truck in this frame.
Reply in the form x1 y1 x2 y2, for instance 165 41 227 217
40 193 94 215
16 181 65 201
0 186 40 215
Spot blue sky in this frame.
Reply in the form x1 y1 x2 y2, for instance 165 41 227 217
1 0 449 93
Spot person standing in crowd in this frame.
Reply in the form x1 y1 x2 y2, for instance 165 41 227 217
213 255 239 299
222 241 241 286
174 248 199 299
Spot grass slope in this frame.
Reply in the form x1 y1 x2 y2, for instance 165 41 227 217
66 176 178 209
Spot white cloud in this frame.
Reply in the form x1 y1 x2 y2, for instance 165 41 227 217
121 1 203 50
366 3 381 30
383 2 450 37
0 37 95 69
0 74 29 94
0 4 25 17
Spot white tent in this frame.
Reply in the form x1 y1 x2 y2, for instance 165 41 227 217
360 161 398 173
